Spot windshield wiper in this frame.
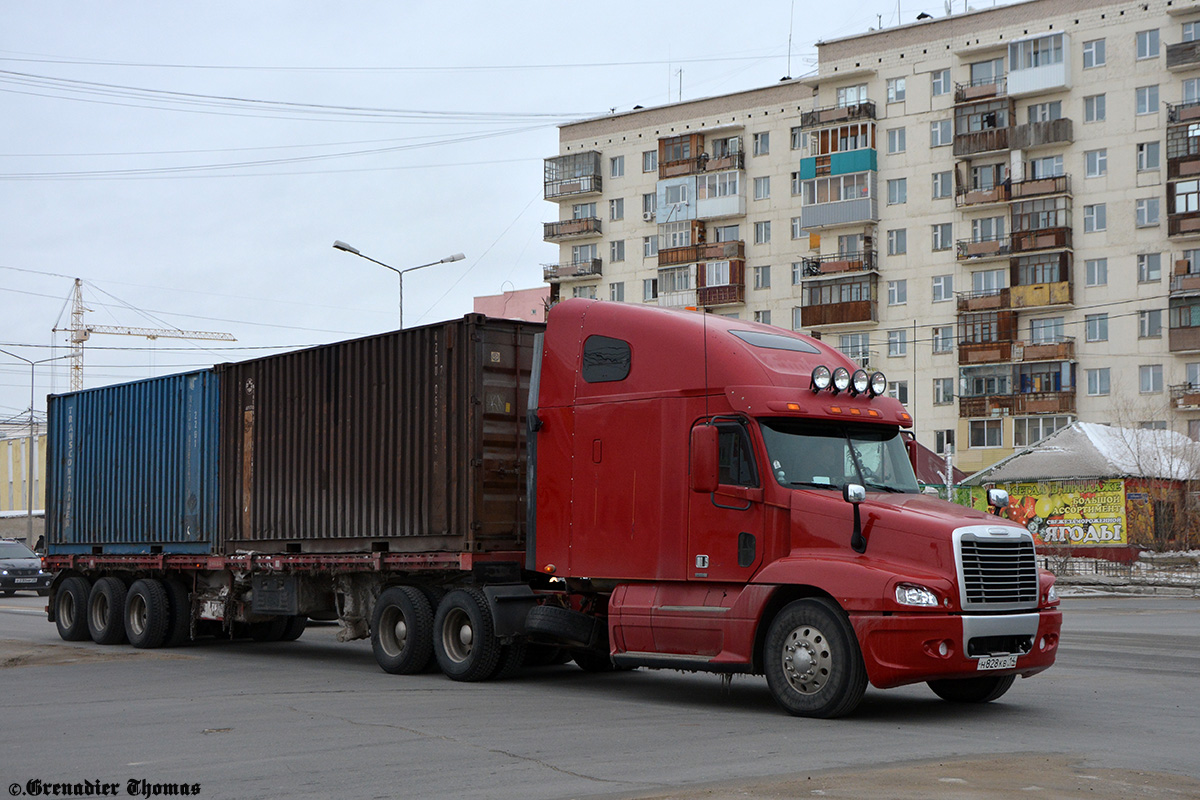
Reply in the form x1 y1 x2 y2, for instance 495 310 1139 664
789 480 840 489
862 481 905 493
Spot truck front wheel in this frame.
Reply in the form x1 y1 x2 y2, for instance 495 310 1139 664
372 586 434 674
433 588 501 681
927 674 1015 703
763 598 867 719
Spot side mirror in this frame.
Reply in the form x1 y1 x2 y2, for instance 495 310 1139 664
843 483 866 504
987 488 1009 514
843 483 867 553
690 425 719 493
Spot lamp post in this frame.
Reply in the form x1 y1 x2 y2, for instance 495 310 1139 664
333 241 465 329
0 349 72 546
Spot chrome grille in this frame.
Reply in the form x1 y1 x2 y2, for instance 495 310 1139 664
959 535 1038 609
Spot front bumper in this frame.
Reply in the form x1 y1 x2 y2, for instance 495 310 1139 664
0 573 55 593
852 608 1062 689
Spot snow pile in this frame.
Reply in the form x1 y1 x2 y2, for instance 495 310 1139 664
1077 422 1200 482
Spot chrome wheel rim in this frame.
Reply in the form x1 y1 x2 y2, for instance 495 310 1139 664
781 624 832 695
379 606 408 658
441 607 473 663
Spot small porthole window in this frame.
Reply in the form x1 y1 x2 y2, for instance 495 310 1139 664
581 335 631 383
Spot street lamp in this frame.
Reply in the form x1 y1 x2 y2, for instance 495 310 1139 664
333 241 465 330
0 348 72 547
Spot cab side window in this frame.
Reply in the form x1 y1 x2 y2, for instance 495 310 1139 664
717 424 759 487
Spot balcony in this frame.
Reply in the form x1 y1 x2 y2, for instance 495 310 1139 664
1168 99 1200 124
543 217 601 242
956 338 1075 366
1169 325 1200 352
1168 151 1200 180
954 127 1010 157
801 300 876 327
956 288 1011 312
1171 269 1200 295
800 149 878 180
659 152 746 179
956 236 1012 261
544 152 602 201
959 340 1013 365
800 250 877 278
1169 212 1200 238
1011 280 1073 309
658 290 697 309
1167 41 1200 71
799 196 878 230
1015 339 1075 362
954 77 1006 104
698 283 745 307
955 185 1009 208
542 258 602 282
1012 227 1072 254
1009 174 1070 200
658 240 745 268
1007 62 1069 98
1170 383 1200 409
1010 118 1073 150
800 101 876 130
959 391 1076 418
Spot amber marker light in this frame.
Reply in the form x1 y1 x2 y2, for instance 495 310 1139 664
786 402 801 411
543 564 556 574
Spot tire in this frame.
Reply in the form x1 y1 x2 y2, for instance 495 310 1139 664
2 589 14 597
280 615 307 642
763 598 867 719
571 649 618 673
87 577 129 645
162 577 192 647
433 588 501 681
55 576 92 641
525 604 599 648
491 641 528 680
125 579 170 649
249 617 289 642
371 586 434 675
927 674 1016 704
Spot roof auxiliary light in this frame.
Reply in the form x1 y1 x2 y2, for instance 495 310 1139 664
850 369 870 396
832 367 851 394
869 371 887 397
811 365 832 392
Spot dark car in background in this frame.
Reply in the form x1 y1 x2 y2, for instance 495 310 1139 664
0 539 53 595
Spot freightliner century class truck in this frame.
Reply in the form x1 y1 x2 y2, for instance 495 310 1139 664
43 298 1061 718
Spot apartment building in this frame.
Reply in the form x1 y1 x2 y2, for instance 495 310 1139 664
542 0 1200 474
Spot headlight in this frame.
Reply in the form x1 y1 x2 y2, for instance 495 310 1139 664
832 367 851 393
811 365 831 392
869 371 887 397
0 569 8 576
851 369 870 395
895 583 939 607
1046 584 1059 603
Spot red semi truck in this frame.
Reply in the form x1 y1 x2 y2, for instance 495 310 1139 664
44 299 1061 718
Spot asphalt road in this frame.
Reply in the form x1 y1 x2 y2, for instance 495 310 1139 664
1 593 1197 800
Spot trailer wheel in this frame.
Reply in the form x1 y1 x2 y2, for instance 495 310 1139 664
524 604 599 648
370 586 434 674
763 598 867 719
55 576 92 641
433 588 501 681
87 577 129 645
125 579 170 649
491 641 528 680
162 577 192 647
279 615 307 642
927 674 1016 704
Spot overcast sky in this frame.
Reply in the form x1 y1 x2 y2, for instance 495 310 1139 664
0 0 1012 421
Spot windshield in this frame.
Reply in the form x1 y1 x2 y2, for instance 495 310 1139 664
759 418 920 493
0 541 37 559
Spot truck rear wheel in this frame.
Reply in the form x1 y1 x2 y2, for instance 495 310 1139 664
372 586 434 674
280 615 307 641
55 576 92 641
162 577 192 647
491 641 527 680
125 579 170 649
249 618 289 642
763 598 867 719
927 674 1016 703
433 588 501 681
87 577 129 645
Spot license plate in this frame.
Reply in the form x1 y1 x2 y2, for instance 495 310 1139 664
15 578 35 584
977 654 1018 671
199 600 225 621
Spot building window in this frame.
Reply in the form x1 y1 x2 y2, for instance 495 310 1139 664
1188 78 1200 105
973 268 1006 294
1027 101 1062 123
932 274 953 302
1138 253 1161 283
573 285 598 299
932 171 952 199
1013 416 1071 447
1011 33 1064 70
887 381 909 404
1084 94 1106 123
1085 314 1108 342
664 184 688 206
932 326 954 353
642 236 658 258
610 156 624 178
573 202 597 220
935 429 955 455
753 265 771 290
839 333 871 365
1085 149 1107 177
754 221 771 244
754 176 770 200
887 127 906 154
609 198 624 221
1028 155 1064 179
643 150 657 172
836 84 868 107
754 310 772 325
1175 180 1200 214
1086 258 1107 286
1139 309 1163 338
1136 85 1159 115
643 278 658 301
887 77 906 103
790 171 802 196
932 222 952 252
642 193 657 217
572 243 598 264
1137 142 1160 172
933 377 954 405
791 217 803 240
610 240 625 262
887 330 907 357
609 282 624 302
790 127 805 150
1137 198 1160 227
887 228 907 255
753 132 770 156
791 262 804 285
1136 29 1160 60
969 419 1003 449
1140 364 1164 393
1030 317 1064 344
930 119 952 147
888 279 907 305
1087 368 1110 396
1083 204 1106 232
1185 21 1200 43
931 69 951 97
713 224 739 243
1082 38 1105 68
887 178 907 205
790 307 803 330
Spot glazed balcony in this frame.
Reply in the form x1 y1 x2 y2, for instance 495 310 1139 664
1168 212 1200 238
1011 227 1072 254
1169 325 1200 352
800 250 877 278
800 300 876 327
542 258 602 282
958 338 1076 366
1167 40 1200 71
1170 267 1200 295
1015 338 1075 362
1168 99 1200 124
659 152 746 179
799 101 876 130
544 152 602 201
953 127 1010 157
1011 280 1073 309
658 240 745 268
954 77 1007 104
1170 383 1200 409
958 340 1014 365
697 260 745 308
955 185 1009 208
956 236 1012 261
1009 174 1070 200
543 217 601 242
958 390 1075 418
956 288 1010 312
1167 150 1200 180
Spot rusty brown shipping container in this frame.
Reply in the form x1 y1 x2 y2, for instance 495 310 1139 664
217 315 542 555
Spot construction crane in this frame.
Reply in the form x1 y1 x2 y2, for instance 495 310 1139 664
53 278 236 391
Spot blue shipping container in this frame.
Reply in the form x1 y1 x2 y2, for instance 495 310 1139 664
46 370 220 555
